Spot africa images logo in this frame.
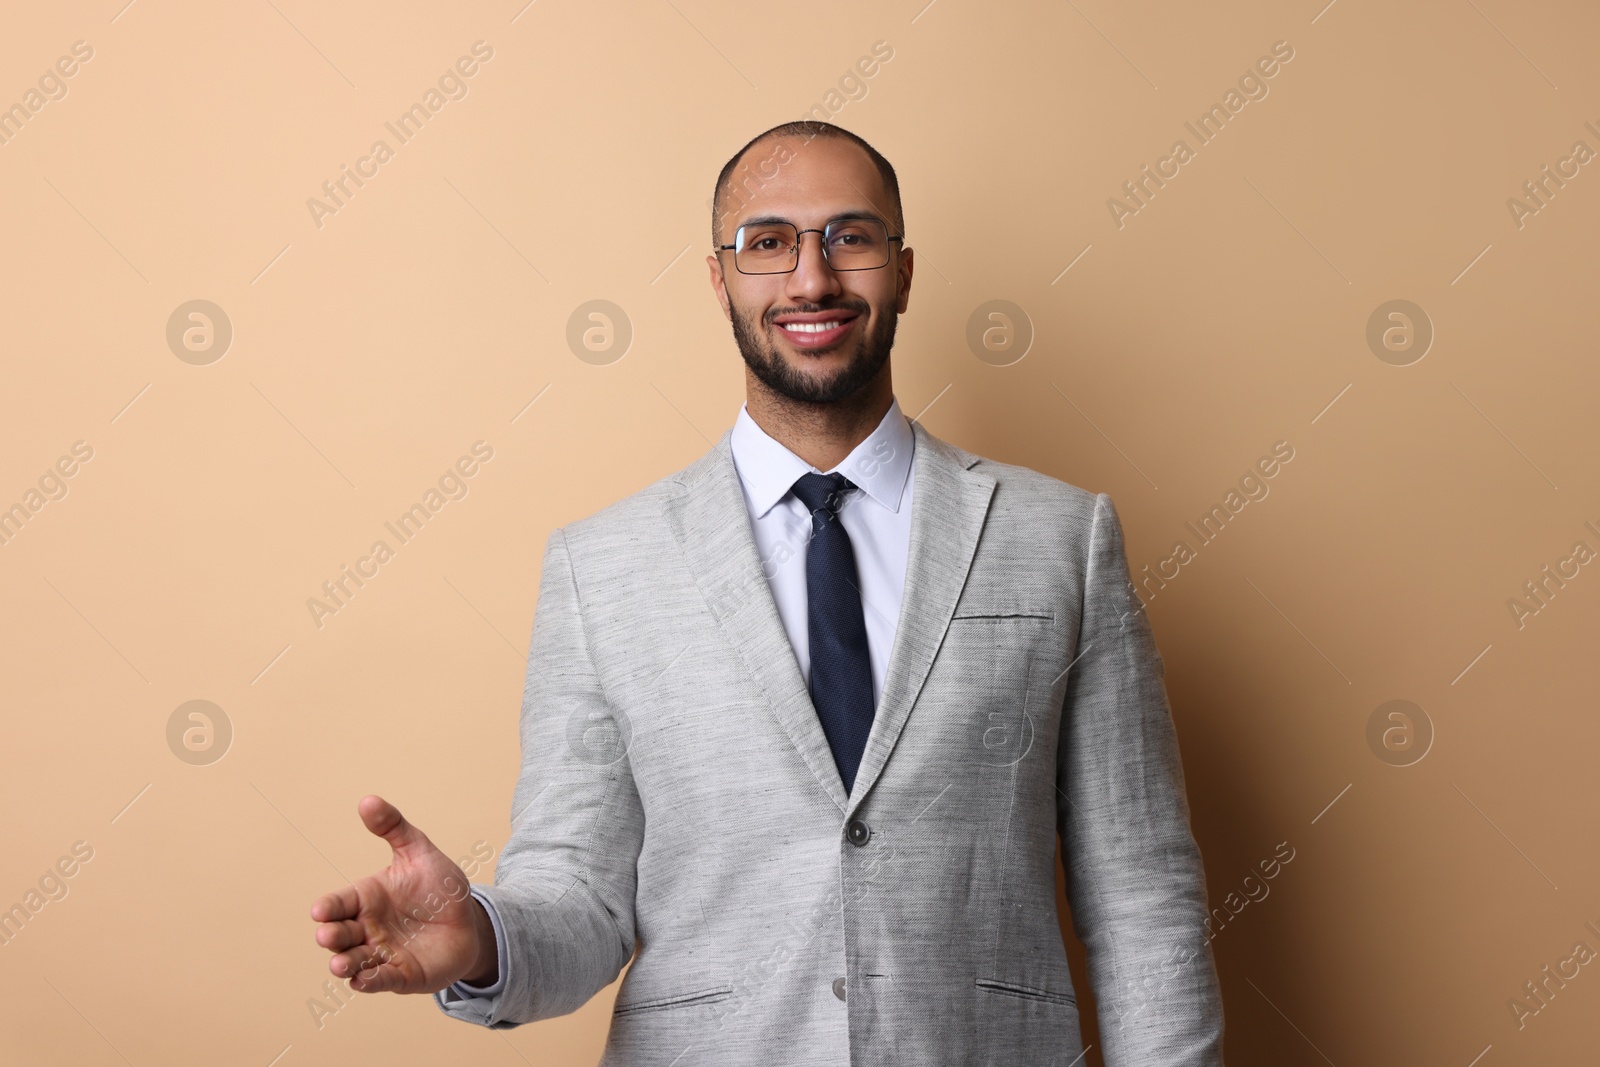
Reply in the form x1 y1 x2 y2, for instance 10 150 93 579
1106 40 1296 229
305 41 494 230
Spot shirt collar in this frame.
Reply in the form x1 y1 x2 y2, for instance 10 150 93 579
731 395 915 520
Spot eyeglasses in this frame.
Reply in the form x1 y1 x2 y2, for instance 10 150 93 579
716 216 904 274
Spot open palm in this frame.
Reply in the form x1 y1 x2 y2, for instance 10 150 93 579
309 795 492 995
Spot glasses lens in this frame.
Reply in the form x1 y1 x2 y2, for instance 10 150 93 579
735 222 797 274
731 218 892 273
824 217 888 270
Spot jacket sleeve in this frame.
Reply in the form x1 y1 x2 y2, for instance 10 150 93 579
1056 493 1226 1065
434 527 645 1028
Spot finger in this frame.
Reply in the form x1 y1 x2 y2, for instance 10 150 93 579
314 918 368 953
330 944 401 992
337 947 409 998
309 883 361 923
358 794 435 861
349 961 407 995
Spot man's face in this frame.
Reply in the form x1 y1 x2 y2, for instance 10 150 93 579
707 136 913 406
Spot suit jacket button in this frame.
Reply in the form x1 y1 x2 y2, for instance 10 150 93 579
833 976 847 1001
845 820 870 846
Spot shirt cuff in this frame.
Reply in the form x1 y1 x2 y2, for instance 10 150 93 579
448 885 507 998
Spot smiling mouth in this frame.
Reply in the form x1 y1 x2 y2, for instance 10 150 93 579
773 313 860 349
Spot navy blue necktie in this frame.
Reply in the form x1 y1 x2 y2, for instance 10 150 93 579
790 471 876 794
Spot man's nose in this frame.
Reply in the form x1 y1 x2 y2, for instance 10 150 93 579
785 231 843 303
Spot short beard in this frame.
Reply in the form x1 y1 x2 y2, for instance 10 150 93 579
730 298 896 406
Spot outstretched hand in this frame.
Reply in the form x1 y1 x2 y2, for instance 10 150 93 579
309 795 496 995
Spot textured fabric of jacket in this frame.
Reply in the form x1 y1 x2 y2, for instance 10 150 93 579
433 419 1226 1066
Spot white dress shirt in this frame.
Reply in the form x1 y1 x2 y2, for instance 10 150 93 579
446 395 916 1002
728 394 916 709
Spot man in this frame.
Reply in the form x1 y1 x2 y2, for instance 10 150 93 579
310 120 1226 1065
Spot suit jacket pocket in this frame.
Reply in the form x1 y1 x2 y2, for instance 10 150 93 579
612 983 734 1017
975 977 1077 1006
950 606 1054 622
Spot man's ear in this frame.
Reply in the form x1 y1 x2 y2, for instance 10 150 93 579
894 246 914 314
707 253 733 321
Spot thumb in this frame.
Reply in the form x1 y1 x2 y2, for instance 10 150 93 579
358 794 435 862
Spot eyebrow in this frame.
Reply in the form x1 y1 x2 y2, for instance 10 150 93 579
735 210 884 229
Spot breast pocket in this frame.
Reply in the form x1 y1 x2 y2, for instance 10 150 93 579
941 605 1056 768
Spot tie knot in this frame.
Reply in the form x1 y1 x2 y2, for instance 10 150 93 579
791 470 857 518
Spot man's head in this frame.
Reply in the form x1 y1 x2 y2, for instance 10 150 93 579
706 121 912 409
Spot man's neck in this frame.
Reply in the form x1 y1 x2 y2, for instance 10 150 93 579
743 377 894 473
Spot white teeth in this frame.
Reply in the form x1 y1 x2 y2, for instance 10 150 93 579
780 319 849 333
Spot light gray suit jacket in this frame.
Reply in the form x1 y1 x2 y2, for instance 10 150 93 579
434 419 1225 1065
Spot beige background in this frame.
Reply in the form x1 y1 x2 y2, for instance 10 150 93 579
2 0 1597 1063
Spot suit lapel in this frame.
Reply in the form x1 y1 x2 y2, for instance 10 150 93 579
661 418 996 817
845 420 994 815
663 429 850 812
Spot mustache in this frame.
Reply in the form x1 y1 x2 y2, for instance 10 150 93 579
765 302 870 324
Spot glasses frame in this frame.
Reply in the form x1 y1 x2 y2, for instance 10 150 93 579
715 215 905 275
